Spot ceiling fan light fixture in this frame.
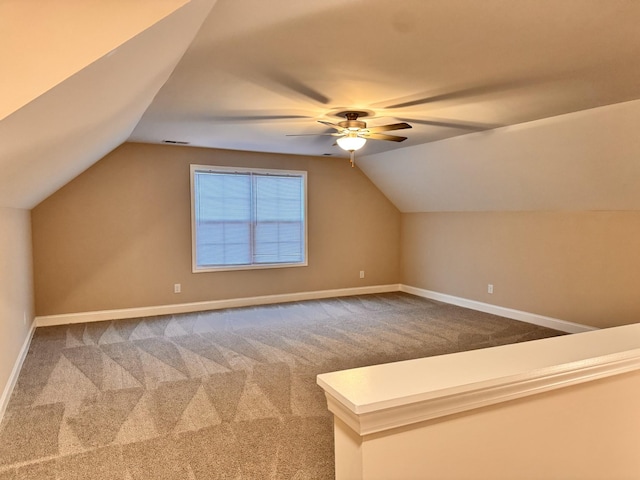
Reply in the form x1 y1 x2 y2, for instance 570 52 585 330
336 134 366 152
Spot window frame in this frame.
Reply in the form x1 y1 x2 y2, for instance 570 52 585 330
190 164 308 273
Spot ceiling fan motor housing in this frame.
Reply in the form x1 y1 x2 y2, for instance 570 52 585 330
339 112 366 130
339 119 366 130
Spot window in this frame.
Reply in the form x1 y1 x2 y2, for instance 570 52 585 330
191 165 307 272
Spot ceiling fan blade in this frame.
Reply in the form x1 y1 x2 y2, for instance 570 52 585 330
210 114 310 122
318 120 346 132
378 79 534 110
201 109 313 122
364 122 412 134
286 133 340 137
265 70 330 105
362 133 408 142
398 117 500 131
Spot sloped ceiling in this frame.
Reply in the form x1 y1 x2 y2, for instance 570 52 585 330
2 0 640 211
130 0 640 212
131 0 640 160
0 0 192 121
0 0 217 209
360 99 640 212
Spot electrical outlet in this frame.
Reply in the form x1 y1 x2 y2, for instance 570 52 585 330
174 283 181 294
359 270 365 279
23 312 27 325
488 284 494 294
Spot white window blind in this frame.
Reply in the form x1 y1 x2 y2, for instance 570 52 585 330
191 165 307 272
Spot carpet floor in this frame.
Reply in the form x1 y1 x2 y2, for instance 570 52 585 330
0 293 565 479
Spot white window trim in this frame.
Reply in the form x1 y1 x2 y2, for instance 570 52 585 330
190 164 308 273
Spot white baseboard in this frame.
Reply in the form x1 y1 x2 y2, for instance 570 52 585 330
0 321 36 423
400 285 596 334
35 284 402 327
35 283 594 334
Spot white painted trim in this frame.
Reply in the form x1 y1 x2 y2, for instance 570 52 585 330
317 323 640 436
400 284 595 333
35 283 594 333
322 347 640 436
35 284 402 327
0 321 36 423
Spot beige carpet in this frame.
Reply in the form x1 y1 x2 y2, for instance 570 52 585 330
0 293 565 479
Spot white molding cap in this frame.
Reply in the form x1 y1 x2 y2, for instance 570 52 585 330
318 323 640 436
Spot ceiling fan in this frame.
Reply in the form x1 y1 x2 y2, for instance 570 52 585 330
288 111 412 167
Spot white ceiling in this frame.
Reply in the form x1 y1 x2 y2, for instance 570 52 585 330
362 99 640 212
3 0 640 210
0 0 217 209
131 0 640 159
0 0 192 121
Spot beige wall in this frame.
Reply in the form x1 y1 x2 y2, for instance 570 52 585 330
0 207 34 409
339 370 640 479
32 143 400 316
401 211 640 328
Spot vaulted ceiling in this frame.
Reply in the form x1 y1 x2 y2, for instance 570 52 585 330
3 0 640 210
0 0 217 208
